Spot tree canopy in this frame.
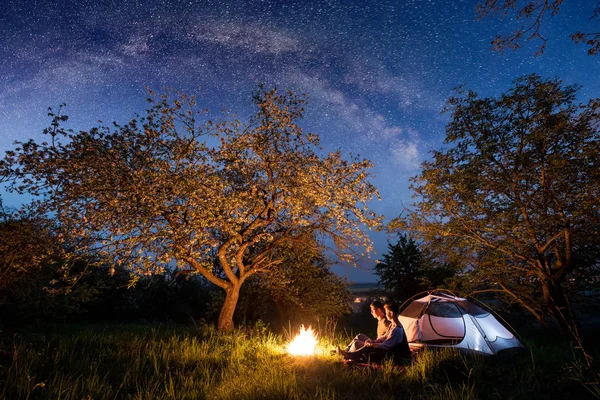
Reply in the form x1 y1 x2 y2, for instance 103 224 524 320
1 87 382 331
374 234 461 303
0 205 53 296
237 234 352 329
374 234 424 302
395 74 600 347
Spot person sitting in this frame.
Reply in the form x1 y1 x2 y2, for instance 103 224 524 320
339 301 411 366
339 300 390 353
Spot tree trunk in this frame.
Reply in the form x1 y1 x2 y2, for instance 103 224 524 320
541 277 592 366
217 284 241 332
542 278 576 332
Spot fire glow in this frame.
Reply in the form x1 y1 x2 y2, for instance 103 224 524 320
286 325 318 356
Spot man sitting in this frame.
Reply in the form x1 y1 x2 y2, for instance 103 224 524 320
339 300 390 353
339 301 411 365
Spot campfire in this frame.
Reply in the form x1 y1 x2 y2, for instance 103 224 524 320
286 325 318 356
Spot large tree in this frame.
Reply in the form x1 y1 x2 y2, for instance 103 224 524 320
397 74 600 347
477 0 600 55
1 88 381 331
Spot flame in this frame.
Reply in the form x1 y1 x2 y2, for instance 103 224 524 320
286 325 318 356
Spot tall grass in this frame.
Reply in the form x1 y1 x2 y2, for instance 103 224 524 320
0 323 596 399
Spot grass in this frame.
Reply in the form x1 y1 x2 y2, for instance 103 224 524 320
0 323 597 399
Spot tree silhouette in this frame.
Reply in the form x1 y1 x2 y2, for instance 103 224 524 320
477 0 600 55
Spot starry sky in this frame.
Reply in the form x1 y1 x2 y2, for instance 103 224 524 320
1 0 599 282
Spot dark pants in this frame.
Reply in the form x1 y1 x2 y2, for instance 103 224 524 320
345 341 412 366
344 347 389 364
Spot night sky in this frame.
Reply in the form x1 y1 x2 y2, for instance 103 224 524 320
1 0 599 282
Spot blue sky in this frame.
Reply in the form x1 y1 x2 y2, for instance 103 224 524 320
1 0 599 282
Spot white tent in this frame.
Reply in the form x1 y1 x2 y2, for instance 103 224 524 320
398 291 524 356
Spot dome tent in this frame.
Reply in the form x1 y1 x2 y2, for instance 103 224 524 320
398 290 524 356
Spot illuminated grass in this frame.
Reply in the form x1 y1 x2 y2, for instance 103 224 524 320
0 324 595 399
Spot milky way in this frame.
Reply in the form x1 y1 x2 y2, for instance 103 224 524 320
1 0 599 281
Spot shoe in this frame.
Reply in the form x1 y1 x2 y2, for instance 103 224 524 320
336 345 347 357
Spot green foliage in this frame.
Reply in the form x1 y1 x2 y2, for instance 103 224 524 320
5 264 100 322
0 210 216 324
1 255 217 325
0 209 104 322
418 262 462 292
83 268 216 323
375 234 424 302
0 323 596 399
0 206 60 296
236 245 351 330
374 234 460 302
399 74 600 341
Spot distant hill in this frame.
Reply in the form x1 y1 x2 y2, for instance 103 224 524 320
348 282 380 293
